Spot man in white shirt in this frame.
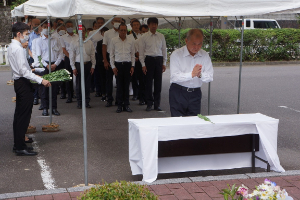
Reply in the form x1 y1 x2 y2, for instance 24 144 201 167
110 23 135 113
139 17 167 112
60 21 78 103
169 29 213 117
36 21 64 116
88 17 105 97
69 25 96 109
128 19 146 105
102 17 122 107
8 22 51 156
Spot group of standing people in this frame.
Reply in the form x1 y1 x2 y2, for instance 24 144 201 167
8 15 213 156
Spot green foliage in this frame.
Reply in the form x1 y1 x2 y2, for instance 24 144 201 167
10 0 28 9
78 181 158 200
157 28 300 62
220 184 243 200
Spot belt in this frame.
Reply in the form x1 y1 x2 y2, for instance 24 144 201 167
146 55 162 59
172 83 201 92
45 61 55 64
115 61 131 65
75 61 91 65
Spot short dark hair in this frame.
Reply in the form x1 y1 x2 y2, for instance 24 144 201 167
82 24 86 31
118 23 127 30
87 28 93 32
12 22 30 37
40 19 53 28
100 27 109 33
96 17 105 23
139 24 148 31
93 21 97 27
55 18 64 23
121 18 126 24
131 19 140 26
65 20 73 25
147 17 158 25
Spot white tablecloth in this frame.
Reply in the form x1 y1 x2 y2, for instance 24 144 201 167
128 113 285 183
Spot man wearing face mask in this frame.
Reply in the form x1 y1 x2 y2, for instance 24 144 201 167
89 17 105 97
36 21 64 116
8 22 51 156
60 21 78 103
102 17 122 107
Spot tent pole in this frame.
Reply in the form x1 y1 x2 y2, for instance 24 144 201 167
208 16 213 115
237 16 244 114
48 16 53 124
77 14 88 186
178 17 181 47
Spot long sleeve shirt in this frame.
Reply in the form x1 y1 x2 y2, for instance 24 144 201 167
7 39 43 84
138 31 167 67
109 36 136 69
31 38 40 68
69 38 96 70
127 31 142 53
102 28 119 54
28 31 40 51
88 30 103 51
60 33 78 54
170 46 213 88
35 35 64 67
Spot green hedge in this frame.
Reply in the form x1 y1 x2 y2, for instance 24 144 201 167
157 28 300 62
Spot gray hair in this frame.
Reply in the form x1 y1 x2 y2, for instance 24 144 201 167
186 29 204 41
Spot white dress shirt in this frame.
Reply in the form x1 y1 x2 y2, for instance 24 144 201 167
103 28 119 54
88 30 103 51
35 35 64 67
60 33 78 53
170 46 213 88
51 31 60 40
138 31 167 67
69 38 96 70
127 31 141 53
7 39 43 84
31 37 40 67
109 36 136 69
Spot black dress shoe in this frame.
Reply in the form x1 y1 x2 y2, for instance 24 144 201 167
33 98 39 105
39 105 43 110
116 106 122 113
95 92 101 97
139 101 145 105
13 146 33 153
66 99 72 103
86 104 91 108
25 138 34 143
52 109 60 116
131 96 137 101
101 96 106 101
124 106 133 112
146 105 152 111
77 105 82 109
15 149 38 156
42 109 48 116
60 95 66 99
154 107 163 111
105 102 112 107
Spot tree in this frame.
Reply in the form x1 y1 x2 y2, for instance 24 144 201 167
9 0 28 9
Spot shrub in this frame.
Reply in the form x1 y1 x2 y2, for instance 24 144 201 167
78 181 158 200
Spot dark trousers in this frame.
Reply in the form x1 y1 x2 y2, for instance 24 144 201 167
63 57 73 100
94 53 101 93
135 60 145 102
100 62 106 95
131 61 138 97
41 68 58 109
105 53 114 102
75 62 92 105
13 78 34 150
56 60 66 96
169 83 202 117
145 56 163 108
115 62 131 106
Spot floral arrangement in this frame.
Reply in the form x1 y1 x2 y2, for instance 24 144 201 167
220 179 293 200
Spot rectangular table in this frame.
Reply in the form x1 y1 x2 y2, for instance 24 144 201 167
129 113 285 183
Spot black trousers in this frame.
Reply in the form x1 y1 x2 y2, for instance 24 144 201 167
100 62 106 96
135 60 145 102
41 68 58 109
115 62 131 106
131 61 139 97
105 53 114 103
169 83 202 117
63 57 73 100
145 56 163 108
13 78 34 150
75 62 92 105
94 53 101 93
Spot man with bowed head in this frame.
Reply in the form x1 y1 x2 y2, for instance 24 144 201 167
169 29 213 117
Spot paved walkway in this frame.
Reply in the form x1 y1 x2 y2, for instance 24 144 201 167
2 171 300 200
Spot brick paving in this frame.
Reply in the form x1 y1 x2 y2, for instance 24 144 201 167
2 175 300 200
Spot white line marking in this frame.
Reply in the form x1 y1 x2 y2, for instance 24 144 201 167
279 106 300 113
31 136 57 190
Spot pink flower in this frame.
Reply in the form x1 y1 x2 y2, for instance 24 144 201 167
237 185 248 196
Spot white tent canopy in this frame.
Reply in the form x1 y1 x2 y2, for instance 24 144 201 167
24 0 56 17
12 4 25 17
46 0 300 18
